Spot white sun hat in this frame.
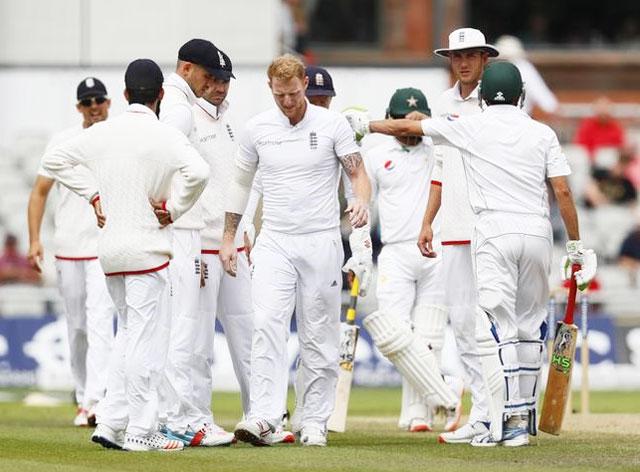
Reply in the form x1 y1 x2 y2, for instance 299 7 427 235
434 28 499 58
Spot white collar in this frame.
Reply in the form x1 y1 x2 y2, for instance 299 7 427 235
275 98 313 128
196 97 229 120
126 103 157 117
166 72 197 106
451 81 480 102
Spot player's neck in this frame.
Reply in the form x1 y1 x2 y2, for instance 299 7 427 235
458 81 478 100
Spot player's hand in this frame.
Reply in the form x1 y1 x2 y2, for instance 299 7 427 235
220 239 238 277
244 223 255 266
92 198 106 228
345 199 369 228
150 199 173 228
342 225 373 296
405 111 429 121
562 240 597 291
342 107 370 144
27 241 44 273
417 223 437 258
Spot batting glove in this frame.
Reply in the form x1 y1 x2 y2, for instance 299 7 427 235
342 107 371 144
342 224 373 297
562 240 597 291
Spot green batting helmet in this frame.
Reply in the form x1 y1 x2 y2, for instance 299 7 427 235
479 61 524 106
386 87 430 118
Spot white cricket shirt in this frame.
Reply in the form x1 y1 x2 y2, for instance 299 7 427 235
421 104 571 223
42 104 209 275
430 82 481 244
237 102 360 234
193 98 247 250
38 126 100 259
364 136 440 245
161 72 205 230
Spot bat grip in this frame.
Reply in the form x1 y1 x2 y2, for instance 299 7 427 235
346 276 359 324
564 263 580 325
580 293 588 338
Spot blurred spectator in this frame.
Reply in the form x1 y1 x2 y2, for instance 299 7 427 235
585 153 637 207
0 234 41 285
279 0 311 59
574 96 626 160
619 226 640 286
495 35 559 116
622 143 640 191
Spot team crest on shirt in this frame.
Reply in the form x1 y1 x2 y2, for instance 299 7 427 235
384 160 395 171
309 131 318 150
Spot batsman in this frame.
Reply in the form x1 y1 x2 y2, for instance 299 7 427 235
344 61 597 446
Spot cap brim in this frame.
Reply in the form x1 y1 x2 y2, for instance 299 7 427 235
305 89 336 97
204 66 235 80
434 45 500 58
77 92 108 100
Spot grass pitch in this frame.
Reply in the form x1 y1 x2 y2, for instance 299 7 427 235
1 388 639 472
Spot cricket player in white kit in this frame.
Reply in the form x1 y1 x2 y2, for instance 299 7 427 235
345 60 597 447
158 39 235 447
220 54 371 447
419 28 498 442
27 77 115 427
363 87 455 433
43 59 210 452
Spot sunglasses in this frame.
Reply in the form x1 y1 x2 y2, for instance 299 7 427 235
78 96 108 107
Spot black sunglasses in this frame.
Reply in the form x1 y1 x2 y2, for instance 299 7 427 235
78 96 108 107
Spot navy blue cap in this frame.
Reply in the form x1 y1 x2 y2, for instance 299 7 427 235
77 77 108 100
125 59 164 92
178 39 235 80
305 65 336 97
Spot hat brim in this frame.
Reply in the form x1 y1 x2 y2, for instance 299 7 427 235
305 89 336 97
77 92 108 100
203 66 235 80
434 45 500 58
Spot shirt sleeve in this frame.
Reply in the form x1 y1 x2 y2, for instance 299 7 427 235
431 147 444 186
362 150 378 203
160 102 194 137
420 116 471 149
334 114 361 157
236 124 259 172
546 132 572 178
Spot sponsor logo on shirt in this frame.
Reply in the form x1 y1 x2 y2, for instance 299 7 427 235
384 160 395 171
256 137 304 147
200 133 217 143
309 131 318 150
226 124 235 141
446 114 459 121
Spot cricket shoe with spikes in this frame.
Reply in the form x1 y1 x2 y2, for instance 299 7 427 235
502 415 529 447
159 425 194 446
407 416 433 433
438 421 489 444
234 418 274 447
443 376 465 432
123 431 184 452
300 426 327 447
272 426 295 444
73 407 89 427
469 430 500 447
91 423 125 450
191 423 236 447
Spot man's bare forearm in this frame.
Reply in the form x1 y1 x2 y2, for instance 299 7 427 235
550 176 580 240
339 152 371 204
422 183 442 226
223 212 242 242
369 119 424 137
27 176 53 244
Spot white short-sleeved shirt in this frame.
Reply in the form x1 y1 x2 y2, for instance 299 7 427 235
430 83 482 244
421 104 571 223
38 125 100 259
364 136 440 245
161 72 204 230
237 102 360 234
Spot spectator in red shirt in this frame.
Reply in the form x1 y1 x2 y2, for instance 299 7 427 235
574 96 625 160
0 234 42 285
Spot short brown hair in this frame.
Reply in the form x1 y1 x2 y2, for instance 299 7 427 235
267 54 305 81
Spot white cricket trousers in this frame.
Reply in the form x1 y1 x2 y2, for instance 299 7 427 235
249 228 343 430
441 244 489 423
199 250 253 419
164 229 204 431
473 212 551 416
55 258 115 410
98 268 170 436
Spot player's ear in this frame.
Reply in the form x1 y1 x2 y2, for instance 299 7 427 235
123 89 130 102
303 75 309 91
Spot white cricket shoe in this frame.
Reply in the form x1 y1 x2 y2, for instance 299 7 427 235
438 421 489 444
272 426 296 444
443 376 465 432
193 423 236 447
91 424 125 450
123 431 184 452
470 431 500 447
502 415 529 447
74 407 89 427
234 418 274 447
407 417 433 433
300 426 327 447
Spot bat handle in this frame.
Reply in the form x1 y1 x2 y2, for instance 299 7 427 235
580 292 588 338
564 264 580 325
346 276 359 324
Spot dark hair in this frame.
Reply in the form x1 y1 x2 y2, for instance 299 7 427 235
126 88 161 105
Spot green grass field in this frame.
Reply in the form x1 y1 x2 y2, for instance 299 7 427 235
1 388 639 472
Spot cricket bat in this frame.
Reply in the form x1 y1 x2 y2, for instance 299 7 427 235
539 263 580 435
327 276 360 433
